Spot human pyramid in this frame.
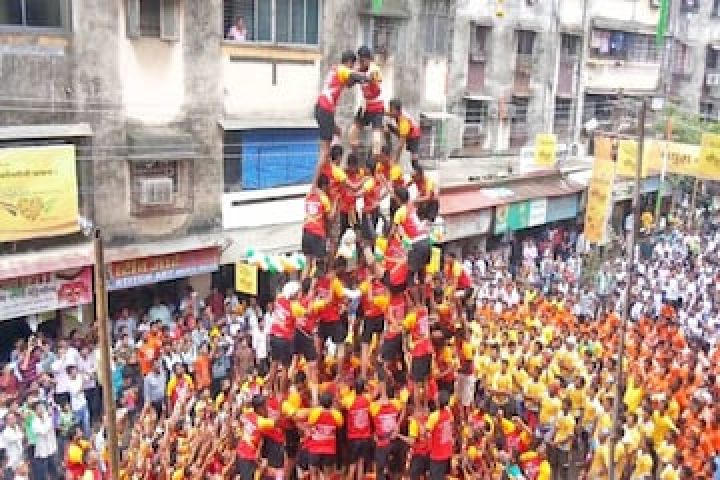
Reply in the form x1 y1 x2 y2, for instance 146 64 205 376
115 47 719 480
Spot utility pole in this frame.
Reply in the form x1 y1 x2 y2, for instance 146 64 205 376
572 0 590 154
93 229 120 480
608 97 647 480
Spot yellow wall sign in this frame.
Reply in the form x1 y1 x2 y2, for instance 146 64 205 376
698 133 720 180
584 137 616 244
534 133 557 167
235 263 258 295
0 145 79 242
616 140 658 178
666 142 699 176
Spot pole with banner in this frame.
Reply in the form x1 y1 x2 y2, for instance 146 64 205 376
584 136 616 244
654 117 672 230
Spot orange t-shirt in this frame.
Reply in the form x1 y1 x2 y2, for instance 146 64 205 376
193 354 211 390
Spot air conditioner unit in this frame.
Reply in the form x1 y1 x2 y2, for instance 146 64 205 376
650 0 660 7
470 51 486 63
463 124 484 138
707 73 720 86
137 177 174 205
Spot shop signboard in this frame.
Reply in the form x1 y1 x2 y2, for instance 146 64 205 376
585 137 616 244
0 267 92 321
698 133 720 180
0 145 80 242
235 263 258 295
494 201 530 234
527 198 548 227
534 133 557 168
107 247 219 290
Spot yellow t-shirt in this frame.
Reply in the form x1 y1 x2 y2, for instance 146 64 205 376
538 396 562 425
632 450 654 477
553 413 576 446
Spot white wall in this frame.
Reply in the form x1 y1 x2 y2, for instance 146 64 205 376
585 59 660 91
222 185 308 230
118 4 185 124
223 50 320 118
424 58 448 109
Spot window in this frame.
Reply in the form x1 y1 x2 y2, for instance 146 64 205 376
516 30 535 55
672 41 691 74
129 159 192 215
511 97 529 125
362 16 401 57
224 128 319 191
423 0 451 56
139 0 161 37
0 0 67 29
714 0 720 16
127 0 179 40
707 46 720 69
465 99 488 124
554 98 572 125
469 25 490 62
700 102 717 122
590 30 661 62
560 34 579 57
680 0 699 13
223 0 319 44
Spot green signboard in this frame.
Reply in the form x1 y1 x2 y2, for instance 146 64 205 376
494 201 530 234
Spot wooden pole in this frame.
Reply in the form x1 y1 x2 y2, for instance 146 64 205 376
608 97 646 480
93 229 120 479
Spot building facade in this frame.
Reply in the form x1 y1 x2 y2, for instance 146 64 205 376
0 0 459 340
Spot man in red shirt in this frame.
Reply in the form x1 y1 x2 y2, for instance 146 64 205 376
235 395 275 480
341 378 374 480
302 175 332 278
314 50 369 169
350 46 387 160
386 98 422 166
426 391 455 479
371 386 407 480
304 392 344 478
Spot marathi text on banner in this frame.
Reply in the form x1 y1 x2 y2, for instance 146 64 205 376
584 137 616 244
0 268 93 321
698 133 720 180
534 134 557 168
0 145 80 242
666 142 699 176
235 263 258 296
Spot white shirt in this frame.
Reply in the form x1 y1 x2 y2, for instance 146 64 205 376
67 375 87 410
0 424 24 468
32 413 58 458
251 314 272 360
78 353 98 389
52 347 82 394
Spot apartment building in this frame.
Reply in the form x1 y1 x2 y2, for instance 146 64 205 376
0 0 459 333
447 0 720 155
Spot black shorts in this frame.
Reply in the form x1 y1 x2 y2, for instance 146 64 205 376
409 454 431 479
235 458 257 480
315 103 336 141
348 438 374 464
408 241 431 274
269 334 293 367
381 334 403 362
297 448 310 470
406 137 420 154
411 354 432 383
360 315 384 344
286 428 301 458
356 108 384 129
375 439 407 474
294 329 318 361
318 321 345 344
429 459 451 480
302 230 327 258
309 452 336 468
261 437 285 468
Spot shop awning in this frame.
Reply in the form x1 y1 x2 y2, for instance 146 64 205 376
0 123 92 141
440 176 584 216
592 17 656 35
104 234 221 263
0 243 93 281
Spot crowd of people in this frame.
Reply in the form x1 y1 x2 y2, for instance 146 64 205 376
0 45 719 480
